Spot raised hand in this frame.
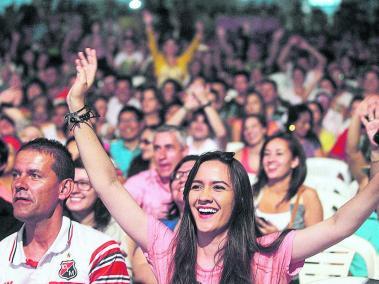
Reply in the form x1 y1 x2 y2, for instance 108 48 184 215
360 95 379 148
67 48 97 112
142 10 153 26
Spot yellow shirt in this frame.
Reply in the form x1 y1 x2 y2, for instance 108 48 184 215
147 29 201 86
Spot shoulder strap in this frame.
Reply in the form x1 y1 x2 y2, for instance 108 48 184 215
287 186 306 229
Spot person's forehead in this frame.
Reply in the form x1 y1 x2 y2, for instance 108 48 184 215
154 132 179 145
15 150 54 168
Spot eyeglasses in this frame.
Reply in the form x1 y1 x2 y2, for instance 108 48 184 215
73 180 92 191
140 139 152 145
173 170 191 180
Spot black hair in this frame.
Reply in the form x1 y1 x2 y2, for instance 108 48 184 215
244 88 266 115
286 103 321 147
19 138 74 181
253 132 307 203
0 114 15 127
0 139 9 175
166 155 199 220
118 105 144 123
170 151 291 283
259 78 278 92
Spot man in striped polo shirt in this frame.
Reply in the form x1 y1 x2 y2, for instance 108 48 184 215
0 138 130 283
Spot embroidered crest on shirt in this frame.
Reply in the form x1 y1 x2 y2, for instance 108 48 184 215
58 260 77 280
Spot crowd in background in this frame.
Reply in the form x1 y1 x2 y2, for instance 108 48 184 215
0 1 378 282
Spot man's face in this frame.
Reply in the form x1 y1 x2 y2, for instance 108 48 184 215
116 80 132 104
153 132 186 180
11 150 63 223
259 82 278 104
118 111 142 142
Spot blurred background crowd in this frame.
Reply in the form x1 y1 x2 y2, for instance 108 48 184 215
0 0 378 282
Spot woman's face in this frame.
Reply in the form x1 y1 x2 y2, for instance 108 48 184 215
171 160 196 213
66 168 98 215
293 68 305 86
294 112 311 138
189 114 210 141
319 79 335 94
139 129 155 160
244 93 262 115
94 98 108 118
262 138 299 182
307 103 322 126
243 117 266 147
363 71 379 94
142 89 160 115
188 160 234 237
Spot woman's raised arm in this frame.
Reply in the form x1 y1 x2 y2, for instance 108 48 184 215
292 95 379 262
66 48 149 250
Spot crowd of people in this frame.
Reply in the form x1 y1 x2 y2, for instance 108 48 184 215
0 2 379 283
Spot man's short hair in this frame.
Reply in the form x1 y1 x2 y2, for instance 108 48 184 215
118 105 144 123
18 138 74 181
155 124 187 148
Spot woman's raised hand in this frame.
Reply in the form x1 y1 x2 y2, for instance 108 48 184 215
359 95 379 148
67 48 97 112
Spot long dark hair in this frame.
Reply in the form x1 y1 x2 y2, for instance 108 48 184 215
253 132 307 202
170 151 291 283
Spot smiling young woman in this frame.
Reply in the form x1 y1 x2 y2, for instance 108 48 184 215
67 48 379 284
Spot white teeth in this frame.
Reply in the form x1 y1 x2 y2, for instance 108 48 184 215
198 208 217 214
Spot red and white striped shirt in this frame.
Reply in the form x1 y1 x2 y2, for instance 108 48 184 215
0 216 130 283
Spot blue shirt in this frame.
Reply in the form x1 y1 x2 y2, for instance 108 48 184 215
110 139 141 176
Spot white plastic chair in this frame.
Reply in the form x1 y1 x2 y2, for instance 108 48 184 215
304 176 357 201
306 157 352 184
299 244 355 283
316 190 348 219
339 235 379 280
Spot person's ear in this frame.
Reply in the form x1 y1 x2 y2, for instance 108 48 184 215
291 157 300 169
58 179 74 200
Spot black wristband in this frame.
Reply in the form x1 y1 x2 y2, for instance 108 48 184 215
201 101 212 109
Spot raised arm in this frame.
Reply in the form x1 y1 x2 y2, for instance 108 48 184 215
66 48 149 250
143 11 159 59
292 95 379 262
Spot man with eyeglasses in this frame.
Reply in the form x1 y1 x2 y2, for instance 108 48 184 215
110 105 144 176
0 138 130 283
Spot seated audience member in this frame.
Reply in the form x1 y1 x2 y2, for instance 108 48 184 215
235 114 267 177
0 138 130 282
167 79 227 154
18 124 44 144
0 139 22 240
67 48 379 284
254 132 323 233
163 155 198 231
306 100 335 154
124 124 188 219
65 158 133 277
128 126 156 178
159 79 182 106
286 104 324 157
140 85 165 127
110 106 143 177
230 89 266 142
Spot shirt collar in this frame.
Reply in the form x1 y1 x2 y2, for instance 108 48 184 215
10 216 73 265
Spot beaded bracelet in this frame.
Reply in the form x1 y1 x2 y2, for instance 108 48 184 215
64 105 99 131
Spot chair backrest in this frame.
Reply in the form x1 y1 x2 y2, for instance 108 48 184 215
306 157 351 184
299 244 355 283
339 235 379 279
304 175 357 199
